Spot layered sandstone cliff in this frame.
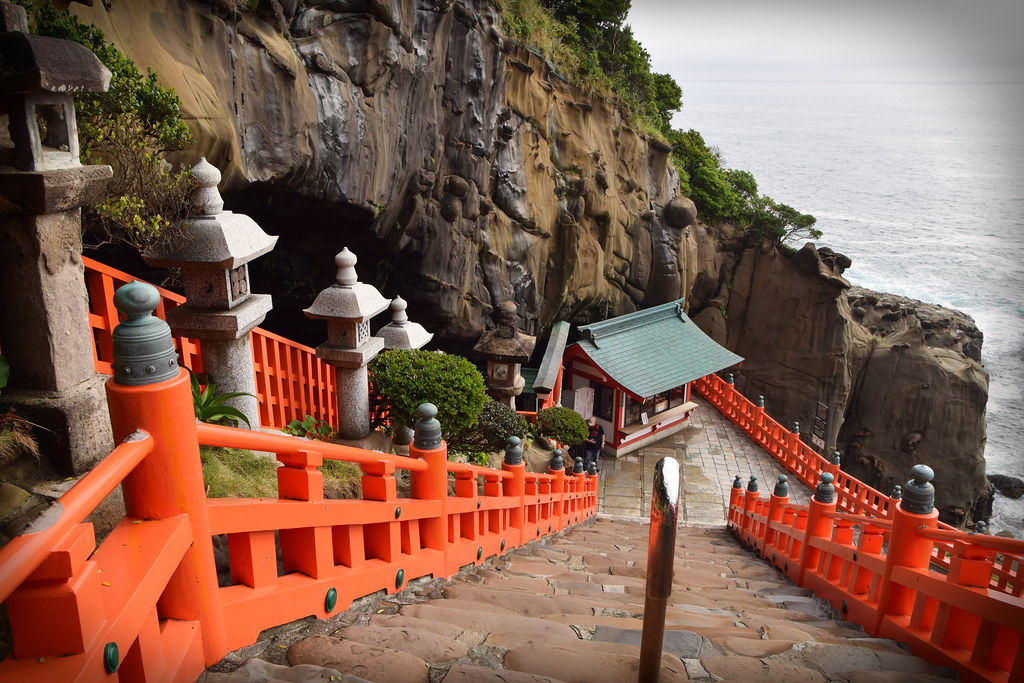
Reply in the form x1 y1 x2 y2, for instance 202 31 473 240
69 0 990 523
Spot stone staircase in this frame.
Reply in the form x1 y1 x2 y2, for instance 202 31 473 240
199 517 958 682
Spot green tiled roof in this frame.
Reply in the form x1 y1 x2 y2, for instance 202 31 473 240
519 367 539 394
573 299 743 398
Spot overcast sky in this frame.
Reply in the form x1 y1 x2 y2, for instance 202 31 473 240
627 0 1024 83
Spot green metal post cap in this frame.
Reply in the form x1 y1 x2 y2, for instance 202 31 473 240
103 642 119 673
746 475 758 492
111 281 179 386
773 475 789 497
395 506 401 519
504 436 523 465
395 568 405 589
414 403 442 450
732 475 743 489
814 472 836 504
831 450 842 466
325 587 338 612
477 547 483 560
902 464 935 514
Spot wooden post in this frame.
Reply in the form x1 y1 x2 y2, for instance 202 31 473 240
798 472 837 586
409 404 449 572
103 281 227 664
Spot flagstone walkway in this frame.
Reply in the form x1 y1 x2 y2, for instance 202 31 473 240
596 397 811 524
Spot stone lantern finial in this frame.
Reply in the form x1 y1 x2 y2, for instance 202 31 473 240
191 158 224 215
336 248 358 286
389 296 409 325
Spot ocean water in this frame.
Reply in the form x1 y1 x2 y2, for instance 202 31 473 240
674 80 1024 534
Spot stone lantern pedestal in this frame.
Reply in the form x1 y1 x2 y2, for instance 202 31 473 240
0 4 114 472
304 248 390 440
144 159 276 429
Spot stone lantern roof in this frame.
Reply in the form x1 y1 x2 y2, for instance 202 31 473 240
145 159 277 269
377 296 433 350
304 248 390 323
0 10 110 94
472 301 536 362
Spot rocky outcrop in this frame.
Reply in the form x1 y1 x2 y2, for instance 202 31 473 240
71 0 696 349
716 243 989 526
68 1 990 523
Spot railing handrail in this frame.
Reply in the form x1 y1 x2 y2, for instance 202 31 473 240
638 457 680 683
196 421 430 471
0 431 154 602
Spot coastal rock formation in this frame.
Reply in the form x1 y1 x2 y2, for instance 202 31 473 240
718 243 990 525
68 1 990 523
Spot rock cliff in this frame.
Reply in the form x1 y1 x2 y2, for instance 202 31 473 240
68 0 989 523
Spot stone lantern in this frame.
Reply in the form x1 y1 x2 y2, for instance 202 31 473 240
143 159 277 429
376 296 433 351
0 3 114 472
304 248 390 440
472 301 536 408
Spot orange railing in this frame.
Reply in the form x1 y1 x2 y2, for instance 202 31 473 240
0 363 598 681
727 481 1024 683
83 256 336 430
694 373 982 571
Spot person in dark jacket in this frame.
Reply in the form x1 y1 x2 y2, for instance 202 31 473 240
584 416 604 471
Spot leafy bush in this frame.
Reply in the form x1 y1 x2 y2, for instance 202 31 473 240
369 349 488 442
282 415 336 441
189 370 254 428
537 406 588 446
447 399 529 465
19 1 193 250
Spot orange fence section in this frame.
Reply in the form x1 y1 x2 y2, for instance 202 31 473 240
700 372 1024 682
727 480 1024 683
0 367 598 681
83 256 336 430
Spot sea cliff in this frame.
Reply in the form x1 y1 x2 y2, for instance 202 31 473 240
69 0 991 524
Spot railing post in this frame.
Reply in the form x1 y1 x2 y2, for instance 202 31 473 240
638 457 680 683
728 475 743 529
788 421 801 472
548 449 566 531
765 475 790 551
873 465 939 635
754 396 766 443
502 437 527 547
798 472 837 585
103 281 227 664
409 404 449 572
741 475 759 541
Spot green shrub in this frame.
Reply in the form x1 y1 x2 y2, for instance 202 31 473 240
282 415 336 441
189 369 254 428
447 399 529 465
368 349 488 443
537 406 588 446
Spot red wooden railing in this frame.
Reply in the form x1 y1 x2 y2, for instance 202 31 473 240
83 256 336 430
700 372 1024 682
727 481 1024 683
0 363 597 681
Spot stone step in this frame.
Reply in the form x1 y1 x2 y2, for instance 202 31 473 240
199 516 957 683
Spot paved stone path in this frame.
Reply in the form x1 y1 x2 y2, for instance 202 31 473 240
597 396 811 523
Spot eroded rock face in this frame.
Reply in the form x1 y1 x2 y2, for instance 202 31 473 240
715 243 990 525
72 0 694 348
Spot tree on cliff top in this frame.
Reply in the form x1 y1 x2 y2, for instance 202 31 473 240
19 1 193 251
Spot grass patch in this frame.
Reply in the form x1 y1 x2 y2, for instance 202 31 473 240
200 446 363 499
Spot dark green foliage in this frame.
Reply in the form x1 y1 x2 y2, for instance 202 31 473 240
369 349 488 443
668 130 821 245
282 415 336 441
536 406 588 446
19 1 192 250
189 369 254 429
447 399 529 465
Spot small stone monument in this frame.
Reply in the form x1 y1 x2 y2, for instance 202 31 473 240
0 3 114 471
304 248 390 439
472 301 536 408
143 158 277 429
376 296 433 351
